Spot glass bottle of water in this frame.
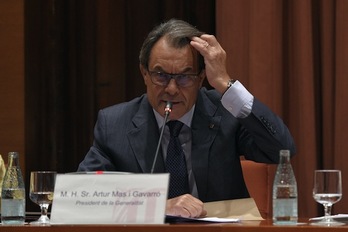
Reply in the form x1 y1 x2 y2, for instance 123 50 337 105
1 152 26 225
272 150 298 225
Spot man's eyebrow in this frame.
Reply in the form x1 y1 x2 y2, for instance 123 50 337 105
180 67 195 73
151 66 195 74
150 66 165 72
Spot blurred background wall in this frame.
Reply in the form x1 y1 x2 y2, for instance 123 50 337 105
1 0 347 218
0 0 25 169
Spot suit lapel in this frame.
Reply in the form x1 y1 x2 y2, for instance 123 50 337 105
191 91 221 201
125 91 222 200
127 97 166 173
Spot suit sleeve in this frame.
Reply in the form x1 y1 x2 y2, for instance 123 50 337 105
77 109 117 171
219 81 295 163
236 98 296 163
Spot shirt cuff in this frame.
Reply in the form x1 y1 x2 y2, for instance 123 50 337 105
221 80 254 118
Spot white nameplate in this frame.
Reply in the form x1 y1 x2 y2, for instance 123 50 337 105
50 172 169 224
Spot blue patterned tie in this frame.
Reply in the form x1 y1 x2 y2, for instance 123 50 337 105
166 120 189 198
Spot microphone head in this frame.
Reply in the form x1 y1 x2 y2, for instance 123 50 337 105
164 101 172 114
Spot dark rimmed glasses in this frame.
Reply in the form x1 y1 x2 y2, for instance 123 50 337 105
147 70 200 87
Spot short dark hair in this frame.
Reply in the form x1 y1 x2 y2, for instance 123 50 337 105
139 19 205 71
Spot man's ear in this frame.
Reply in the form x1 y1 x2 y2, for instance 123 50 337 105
139 64 147 81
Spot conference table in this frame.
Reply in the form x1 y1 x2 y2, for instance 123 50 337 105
1 219 348 232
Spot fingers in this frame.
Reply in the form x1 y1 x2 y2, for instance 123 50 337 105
166 194 206 218
190 34 216 53
190 34 230 92
190 34 226 62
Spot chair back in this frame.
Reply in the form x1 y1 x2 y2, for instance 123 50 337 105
241 159 276 219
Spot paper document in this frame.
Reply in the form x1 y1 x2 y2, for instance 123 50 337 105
166 198 263 223
165 215 240 223
204 198 264 220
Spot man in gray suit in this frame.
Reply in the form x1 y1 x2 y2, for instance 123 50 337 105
78 19 296 218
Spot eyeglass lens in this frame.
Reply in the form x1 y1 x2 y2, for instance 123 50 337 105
153 72 195 87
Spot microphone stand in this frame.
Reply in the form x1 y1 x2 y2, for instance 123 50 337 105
150 101 172 174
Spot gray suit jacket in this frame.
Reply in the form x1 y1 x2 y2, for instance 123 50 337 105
78 88 296 202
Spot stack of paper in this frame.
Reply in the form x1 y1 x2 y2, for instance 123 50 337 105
166 198 263 223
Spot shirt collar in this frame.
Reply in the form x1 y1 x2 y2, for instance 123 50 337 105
153 105 195 129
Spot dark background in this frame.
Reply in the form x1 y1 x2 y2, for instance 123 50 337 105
25 0 215 211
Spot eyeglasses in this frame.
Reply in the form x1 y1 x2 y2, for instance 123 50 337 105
147 70 200 87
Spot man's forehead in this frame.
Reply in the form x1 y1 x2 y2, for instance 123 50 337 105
149 38 199 67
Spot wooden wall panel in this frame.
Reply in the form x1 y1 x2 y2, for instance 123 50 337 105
0 0 25 168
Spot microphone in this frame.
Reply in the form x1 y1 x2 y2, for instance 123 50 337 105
150 101 172 173
164 101 172 116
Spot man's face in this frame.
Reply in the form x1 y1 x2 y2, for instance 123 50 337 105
140 37 204 120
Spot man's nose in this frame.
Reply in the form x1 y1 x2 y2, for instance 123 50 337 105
165 78 180 94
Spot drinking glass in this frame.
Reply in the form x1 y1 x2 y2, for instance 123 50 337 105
311 170 344 226
29 171 57 225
